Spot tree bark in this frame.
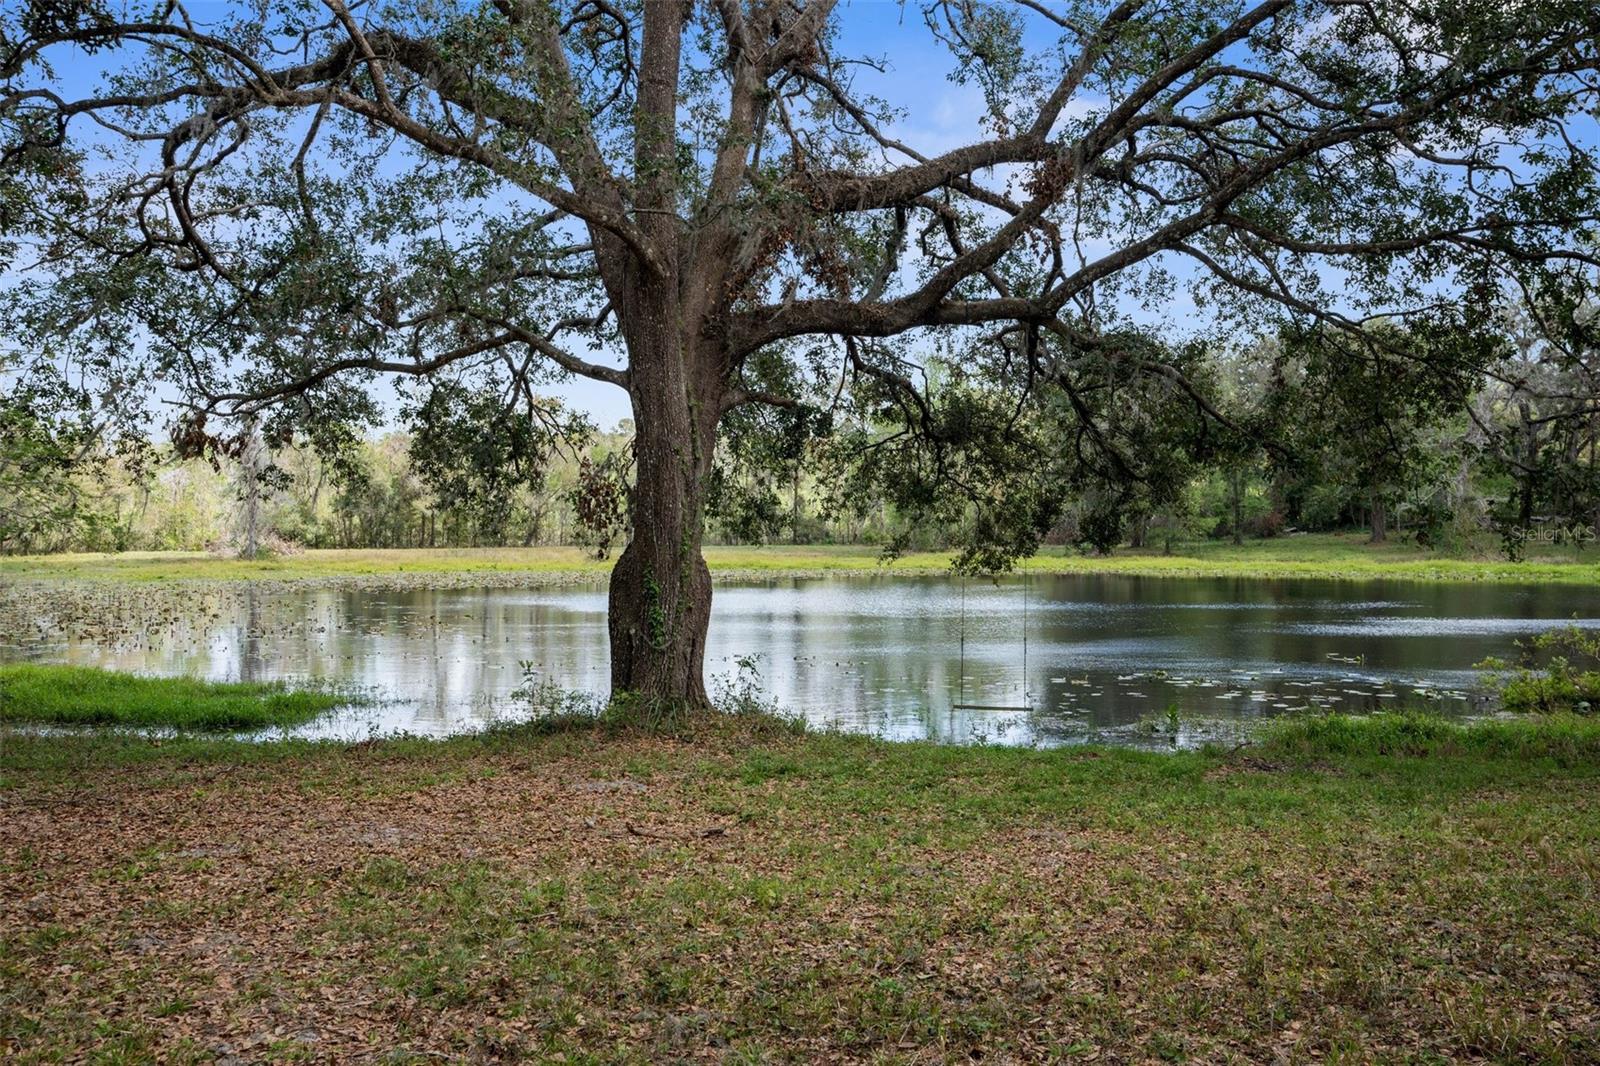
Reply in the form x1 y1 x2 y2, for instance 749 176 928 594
1370 494 1388 543
605 279 720 709
240 423 262 559
791 463 802 546
1229 468 1244 545
1518 402 1538 528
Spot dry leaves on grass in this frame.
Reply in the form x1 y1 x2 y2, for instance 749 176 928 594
3 733 1598 1062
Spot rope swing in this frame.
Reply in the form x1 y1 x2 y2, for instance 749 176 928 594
952 572 1033 713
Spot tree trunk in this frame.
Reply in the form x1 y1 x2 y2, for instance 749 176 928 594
605 287 719 709
1268 469 1288 524
240 425 262 559
1370 494 1388 543
1229 469 1244 545
1518 401 1538 528
791 462 802 546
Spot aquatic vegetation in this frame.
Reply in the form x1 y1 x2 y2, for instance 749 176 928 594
1478 625 1600 714
1137 701 1185 739
505 667 609 734
0 664 353 730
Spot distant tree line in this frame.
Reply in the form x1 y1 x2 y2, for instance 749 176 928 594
4 308 1595 560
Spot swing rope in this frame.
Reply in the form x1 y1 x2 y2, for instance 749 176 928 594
951 571 1032 712
959 575 967 706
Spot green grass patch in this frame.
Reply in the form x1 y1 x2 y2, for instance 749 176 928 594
0 664 353 731
1261 710 1600 762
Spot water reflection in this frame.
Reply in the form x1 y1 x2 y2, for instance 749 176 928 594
7 574 1596 747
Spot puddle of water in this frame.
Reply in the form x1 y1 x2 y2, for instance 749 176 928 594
3 573 1593 747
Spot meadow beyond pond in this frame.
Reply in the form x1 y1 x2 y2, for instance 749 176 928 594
3 534 1598 584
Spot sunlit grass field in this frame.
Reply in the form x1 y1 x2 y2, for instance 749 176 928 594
2 532 1595 584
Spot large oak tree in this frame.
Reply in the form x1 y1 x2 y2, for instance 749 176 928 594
3 0 1597 707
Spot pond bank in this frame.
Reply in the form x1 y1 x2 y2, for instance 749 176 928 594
4 715 1598 1061
3 533 1597 585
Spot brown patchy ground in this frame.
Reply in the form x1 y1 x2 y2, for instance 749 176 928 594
3 723 1599 1063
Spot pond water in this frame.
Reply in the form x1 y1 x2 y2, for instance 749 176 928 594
5 574 1595 747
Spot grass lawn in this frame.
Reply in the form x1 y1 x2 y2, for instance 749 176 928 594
0 665 353 731
3 714 1598 1062
0 532 1596 584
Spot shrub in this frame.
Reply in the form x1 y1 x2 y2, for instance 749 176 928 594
1478 625 1600 714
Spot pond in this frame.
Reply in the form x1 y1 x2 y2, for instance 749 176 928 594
4 573 1595 747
